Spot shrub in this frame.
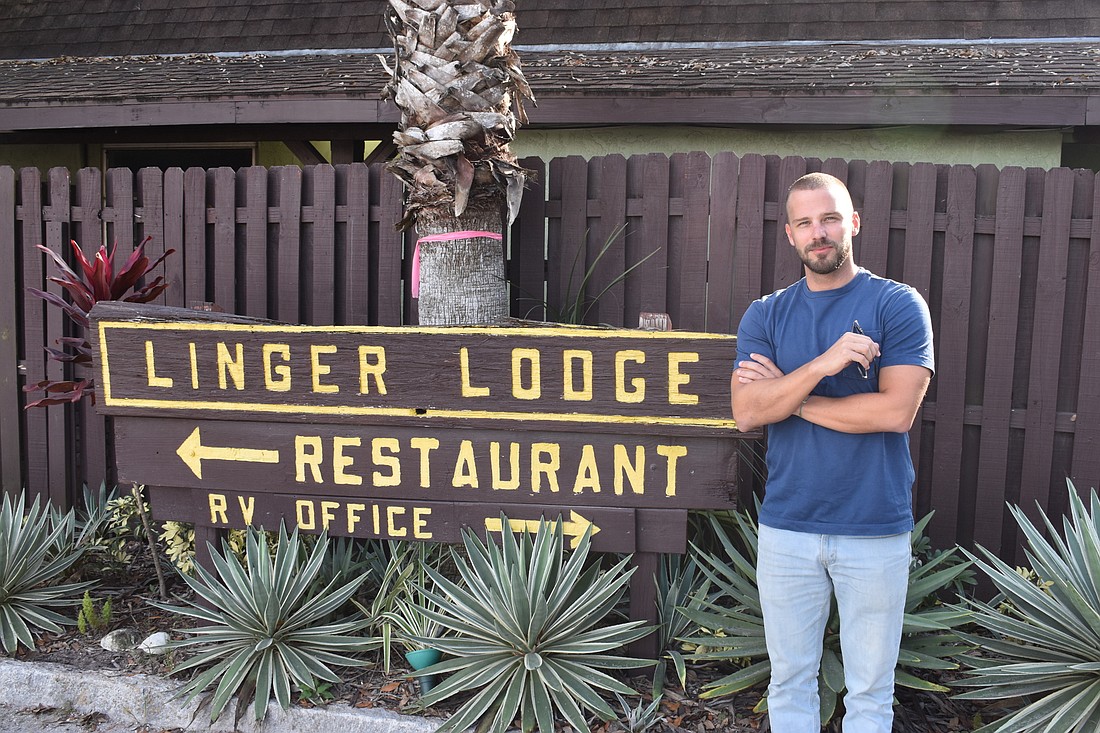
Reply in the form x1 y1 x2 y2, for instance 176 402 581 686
153 526 375 723
953 480 1100 732
25 236 173 406
681 511 973 723
409 517 652 733
0 492 95 653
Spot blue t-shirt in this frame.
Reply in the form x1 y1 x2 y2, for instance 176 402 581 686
735 268 935 536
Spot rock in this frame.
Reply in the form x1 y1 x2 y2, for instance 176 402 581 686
137 632 171 655
99 628 141 652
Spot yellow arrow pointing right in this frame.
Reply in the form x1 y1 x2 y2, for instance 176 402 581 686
484 511 600 549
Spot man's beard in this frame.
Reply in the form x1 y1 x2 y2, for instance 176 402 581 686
799 239 851 275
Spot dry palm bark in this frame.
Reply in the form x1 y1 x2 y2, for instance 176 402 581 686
381 0 534 325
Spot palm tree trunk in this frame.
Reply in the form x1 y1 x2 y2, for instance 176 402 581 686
382 0 533 326
415 201 507 325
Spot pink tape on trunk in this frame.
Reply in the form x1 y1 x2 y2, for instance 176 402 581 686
411 230 503 299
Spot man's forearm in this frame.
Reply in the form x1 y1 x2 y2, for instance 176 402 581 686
730 364 822 431
800 366 931 434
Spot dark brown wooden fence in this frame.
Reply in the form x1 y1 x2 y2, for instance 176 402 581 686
3 154 1099 564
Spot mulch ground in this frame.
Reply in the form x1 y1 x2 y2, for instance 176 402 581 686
7 550 1009 733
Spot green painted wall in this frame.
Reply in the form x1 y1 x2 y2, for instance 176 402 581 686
511 126 1064 170
1 128 1065 177
257 141 303 167
0 144 85 173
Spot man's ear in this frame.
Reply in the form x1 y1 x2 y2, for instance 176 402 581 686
784 222 794 246
851 210 861 237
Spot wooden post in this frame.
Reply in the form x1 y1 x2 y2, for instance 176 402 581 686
627 551 660 659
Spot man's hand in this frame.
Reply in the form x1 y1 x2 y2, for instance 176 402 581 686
815 332 880 378
734 353 785 383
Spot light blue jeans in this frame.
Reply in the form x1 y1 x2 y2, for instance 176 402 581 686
757 525 911 733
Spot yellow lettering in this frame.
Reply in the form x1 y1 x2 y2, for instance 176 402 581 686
512 348 541 400
410 437 439 488
311 344 339 393
295 436 324 483
616 350 646 403
217 342 245 390
657 444 688 497
614 444 645 496
237 495 255 525
531 443 560 493
459 347 490 397
413 507 432 539
320 501 339 530
334 437 363 486
372 504 381 534
347 503 365 533
562 349 593 401
358 346 388 394
490 441 520 490
296 500 316 530
144 340 173 388
208 493 228 524
668 352 699 405
386 506 408 537
371 437 401 487
573 444 601 494
263 343 292 392
189 342 199 389
453 440 479 488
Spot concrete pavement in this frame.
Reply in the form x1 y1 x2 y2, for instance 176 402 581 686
0 659 442 733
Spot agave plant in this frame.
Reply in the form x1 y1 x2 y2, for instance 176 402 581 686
153 526 375 723
354 540 450 672
953 480 1100 733
25 236 174 406
653 552 710 693
0 492 95 653
409 517 652 733
680 510 973 723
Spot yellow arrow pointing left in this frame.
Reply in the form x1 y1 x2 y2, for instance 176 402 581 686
176 427 280 480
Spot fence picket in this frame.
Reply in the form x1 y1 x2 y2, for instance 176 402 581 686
183 167 208 308
669 152 711 331
512 157 547 321
732 154 766 328
374 165 405 327
973 167 1026 558
273 166 302 323
928 165 976 547
1071 173 1100 492
1018 168 1075 529
342 163 372 326
0 167 19 495
162 169 186 308
548 156 588 322
19 168 48 499
707 152 739 334
211 167 237 314
240 167 268 319
633 153 671 320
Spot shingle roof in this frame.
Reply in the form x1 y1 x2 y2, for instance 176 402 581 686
2 42 1096 107
1 2 1097 133
1 0 1097 61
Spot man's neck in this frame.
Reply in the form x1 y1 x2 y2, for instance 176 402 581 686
804 263 859 292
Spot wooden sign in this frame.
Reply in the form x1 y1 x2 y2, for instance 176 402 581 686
90 302 750 554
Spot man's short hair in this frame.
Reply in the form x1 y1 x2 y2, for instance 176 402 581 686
786 172 854 213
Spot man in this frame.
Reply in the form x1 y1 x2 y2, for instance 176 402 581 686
730 172 934 732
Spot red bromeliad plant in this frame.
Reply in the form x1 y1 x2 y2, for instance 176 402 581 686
25 236 174 407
